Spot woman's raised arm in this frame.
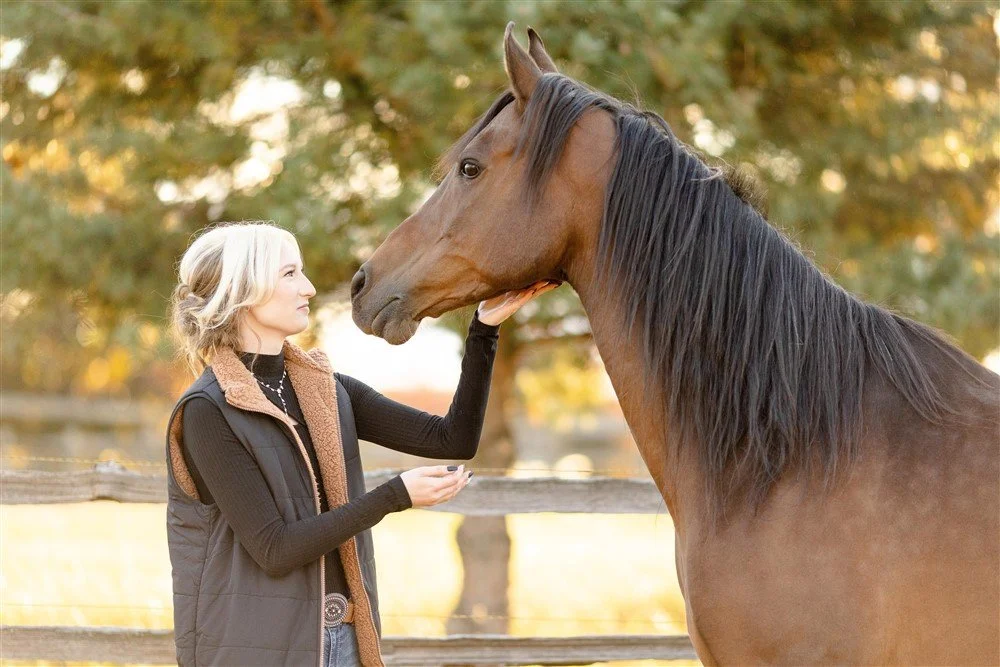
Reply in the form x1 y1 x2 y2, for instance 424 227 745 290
337 312 500 460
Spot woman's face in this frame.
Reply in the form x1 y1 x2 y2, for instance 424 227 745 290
244 240 316 341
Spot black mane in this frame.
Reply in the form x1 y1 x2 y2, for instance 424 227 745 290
447 74 959 519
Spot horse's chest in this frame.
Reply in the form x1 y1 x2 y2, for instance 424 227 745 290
675 505 887 664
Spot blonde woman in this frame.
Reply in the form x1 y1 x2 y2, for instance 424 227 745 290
165 222 551 666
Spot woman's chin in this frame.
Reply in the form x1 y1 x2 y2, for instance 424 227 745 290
284 315 310 337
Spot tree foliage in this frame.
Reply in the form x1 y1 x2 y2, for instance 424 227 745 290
1 0 996 396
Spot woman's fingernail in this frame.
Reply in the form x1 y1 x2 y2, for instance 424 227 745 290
467 471 474 478
447 466 458 472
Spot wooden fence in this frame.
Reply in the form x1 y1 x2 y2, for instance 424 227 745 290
1 465 696 665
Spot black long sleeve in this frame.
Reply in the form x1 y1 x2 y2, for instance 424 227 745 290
337 311 500 459
181 398 411 578
178 311 500 586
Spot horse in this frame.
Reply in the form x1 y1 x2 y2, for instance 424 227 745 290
350 24 1000 665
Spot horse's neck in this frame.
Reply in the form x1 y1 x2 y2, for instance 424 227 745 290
570 274 700 526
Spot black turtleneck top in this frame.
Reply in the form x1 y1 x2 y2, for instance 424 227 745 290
179 312 500 596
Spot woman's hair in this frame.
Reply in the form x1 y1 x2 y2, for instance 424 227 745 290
170 221 298 375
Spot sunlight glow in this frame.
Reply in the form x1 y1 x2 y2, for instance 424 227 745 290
317 306 462 392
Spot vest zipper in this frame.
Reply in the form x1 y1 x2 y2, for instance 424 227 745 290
225 382 374 664
273 418 325 667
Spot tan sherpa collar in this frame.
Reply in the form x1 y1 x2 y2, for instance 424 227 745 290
211 339 332 409
174 339 385 667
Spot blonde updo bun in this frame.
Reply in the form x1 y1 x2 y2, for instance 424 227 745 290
170 221 297 375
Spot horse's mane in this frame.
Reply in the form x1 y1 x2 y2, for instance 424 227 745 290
445 74 961 519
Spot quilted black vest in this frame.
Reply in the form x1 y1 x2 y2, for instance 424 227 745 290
165 341 384 666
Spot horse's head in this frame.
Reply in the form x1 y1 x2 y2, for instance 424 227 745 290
351 23 615 343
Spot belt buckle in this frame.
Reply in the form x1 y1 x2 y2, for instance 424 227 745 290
324 592 349 627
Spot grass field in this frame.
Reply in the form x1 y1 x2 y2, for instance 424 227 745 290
1 502 697 666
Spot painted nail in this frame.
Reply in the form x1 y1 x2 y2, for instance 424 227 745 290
447 466 458 471
467 471 474 478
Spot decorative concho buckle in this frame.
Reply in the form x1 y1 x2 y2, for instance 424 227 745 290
323 592 349 627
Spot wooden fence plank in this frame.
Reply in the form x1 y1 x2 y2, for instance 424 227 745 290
0 626 697 664
1 625 177 664
0 392 165 427
0 468 669 515
380 634 698 664
0 463 166 504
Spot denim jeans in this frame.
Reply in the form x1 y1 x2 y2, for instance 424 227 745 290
322 623 361 667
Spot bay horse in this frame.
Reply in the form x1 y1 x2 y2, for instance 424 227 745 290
351 24 1000 664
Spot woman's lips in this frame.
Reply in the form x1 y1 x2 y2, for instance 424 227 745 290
298 305 309 312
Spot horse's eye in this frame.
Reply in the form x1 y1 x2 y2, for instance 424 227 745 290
460 159 481 179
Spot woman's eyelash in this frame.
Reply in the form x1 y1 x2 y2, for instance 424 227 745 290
285 270 295 277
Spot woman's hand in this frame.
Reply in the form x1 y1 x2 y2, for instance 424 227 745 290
477 280 561 326
399 465 472 508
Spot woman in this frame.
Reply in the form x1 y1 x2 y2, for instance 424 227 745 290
165 222 552 666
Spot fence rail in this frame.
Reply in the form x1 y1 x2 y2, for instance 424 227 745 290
0 465 668 515
0 391 167 427
0 626 697 664
2 465 689 665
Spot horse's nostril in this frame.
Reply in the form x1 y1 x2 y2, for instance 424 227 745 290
350 267 367 300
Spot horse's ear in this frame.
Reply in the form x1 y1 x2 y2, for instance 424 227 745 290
504 22 541 109
527 27 558 73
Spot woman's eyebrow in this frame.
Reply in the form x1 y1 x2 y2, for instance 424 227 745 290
281 262 303 271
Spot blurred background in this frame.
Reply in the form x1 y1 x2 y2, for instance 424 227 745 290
1 1 998 666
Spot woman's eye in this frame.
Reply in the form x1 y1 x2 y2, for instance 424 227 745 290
460 159 481 179
285 270 295 277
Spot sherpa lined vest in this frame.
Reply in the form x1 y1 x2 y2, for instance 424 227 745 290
165 340 385 666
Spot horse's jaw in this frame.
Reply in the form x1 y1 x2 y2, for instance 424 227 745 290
354 276 564 344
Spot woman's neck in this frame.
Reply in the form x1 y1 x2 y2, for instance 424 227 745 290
239 338 284 355
238 347 285 381
238 321 286 355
